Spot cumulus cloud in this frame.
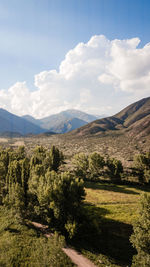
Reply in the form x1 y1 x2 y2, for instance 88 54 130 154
0 35 150 118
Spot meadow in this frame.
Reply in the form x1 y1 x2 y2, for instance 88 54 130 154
72 181 150 267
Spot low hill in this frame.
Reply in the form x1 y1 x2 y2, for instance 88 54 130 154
71 97 150 137
0 109 44 135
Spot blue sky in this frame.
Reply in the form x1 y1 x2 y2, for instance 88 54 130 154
0 0 150 117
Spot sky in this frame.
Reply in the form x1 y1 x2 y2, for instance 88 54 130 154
0 0 150 118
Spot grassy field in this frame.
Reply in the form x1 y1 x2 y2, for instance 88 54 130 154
71 182 150 267
85 182 150 224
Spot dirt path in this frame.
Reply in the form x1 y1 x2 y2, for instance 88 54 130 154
62 247 96 267
31 222 97 267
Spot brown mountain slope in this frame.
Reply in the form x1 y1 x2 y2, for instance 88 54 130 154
71 97 150 137
128 113 150 138
115 97 150 127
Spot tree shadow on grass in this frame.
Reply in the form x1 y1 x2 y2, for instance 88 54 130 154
70 205 135 267
85 181 140 195
26 222 44 237
137 184 150 193
4 227 21 234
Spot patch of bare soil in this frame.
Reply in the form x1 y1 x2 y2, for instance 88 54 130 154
62 247 97 267
0 138 8 143
12 140 25 146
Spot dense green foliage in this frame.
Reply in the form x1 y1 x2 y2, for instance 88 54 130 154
73 152 123 182
0 145 85 239
130 193 150 266
134 152 150 183
72 151 150 184
0 207 74 267
88 152 105 180
72 152 89 179
106 157 123 182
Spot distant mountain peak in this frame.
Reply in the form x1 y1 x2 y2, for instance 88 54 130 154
23 109 102 134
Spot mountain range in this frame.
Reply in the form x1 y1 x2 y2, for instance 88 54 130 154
0 97 149 137
22 109 100 134
72 96 150 138
0 108 100 135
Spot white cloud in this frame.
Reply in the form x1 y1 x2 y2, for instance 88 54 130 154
0 35 150 118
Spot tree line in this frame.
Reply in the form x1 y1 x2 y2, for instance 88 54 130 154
72 151 150 184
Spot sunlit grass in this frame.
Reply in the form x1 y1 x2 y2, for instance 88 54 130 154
78 182 150 266
85 182 150 224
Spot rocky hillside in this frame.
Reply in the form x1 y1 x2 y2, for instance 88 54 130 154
71 97 150 138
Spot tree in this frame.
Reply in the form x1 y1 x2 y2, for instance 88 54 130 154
72 153 88 179
49 171 85 238
134 152 150 183
30 145 64 173
48 145 64 172
5 182 25 220
130 193 150 266
106 157 123 182
88 152 105 180
30 146 46 168
0 149 9 204
34 170 85 238
0 147 30 219
28 146 64 219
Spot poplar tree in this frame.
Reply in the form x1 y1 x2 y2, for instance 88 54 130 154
49 145 64 172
